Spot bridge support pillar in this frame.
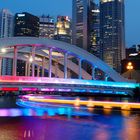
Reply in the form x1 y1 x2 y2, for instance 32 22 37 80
13 46 17 76
32 46 35 77
0 57 2 76
28 62 30 76
105 74 109 81
49 48 52 78
55 61 58 78
64 52 68 79
42 57 45 77
25 62 28 76
92 66 96 80
78 58 82 79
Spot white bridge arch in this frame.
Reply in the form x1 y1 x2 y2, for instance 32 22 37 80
0 37 127 82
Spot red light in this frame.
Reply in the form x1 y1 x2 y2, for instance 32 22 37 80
2 87 19 91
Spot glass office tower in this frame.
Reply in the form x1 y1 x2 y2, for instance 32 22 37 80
14 12 39 37
39 15 55 39
100 0 125 72
72 0 96 52
0 9 14 75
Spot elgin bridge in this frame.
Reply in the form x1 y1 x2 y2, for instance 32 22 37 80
0 37 139 95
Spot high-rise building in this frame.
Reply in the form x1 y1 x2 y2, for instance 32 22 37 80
0 9 14 38
1 58 13 76
54 16 71 43
72 0 96 51
90 5 101 58
0 9 14 75
100 0 125 72
72 0 102 78
39 15 55 39
14 12 39 76
14 12 39 37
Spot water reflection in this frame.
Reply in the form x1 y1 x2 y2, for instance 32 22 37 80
23 129 34 139
121 110 131 117
87 107 94 113
0 107 93 118
0 108 37 117
16 99 94 118
1 96 140 140
103 108 112 115
122 116 140 140
93 128 110 140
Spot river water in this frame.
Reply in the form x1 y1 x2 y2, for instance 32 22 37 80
0 96 140 140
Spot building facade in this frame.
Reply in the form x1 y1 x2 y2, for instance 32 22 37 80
1 58 13 76
54 16 71 43
125 45 140 59
0 9 14 38
39 15 55 39
100 0 125 72
14 12 39 37
14 12 39 76
90 4 101 58
0 9 14 75
72 0 97 52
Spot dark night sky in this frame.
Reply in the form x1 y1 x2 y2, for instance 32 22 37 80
0 0 139 48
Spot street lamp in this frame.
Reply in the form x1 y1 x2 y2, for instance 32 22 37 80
126 62 133 79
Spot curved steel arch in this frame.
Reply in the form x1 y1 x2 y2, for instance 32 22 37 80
0 37 127 82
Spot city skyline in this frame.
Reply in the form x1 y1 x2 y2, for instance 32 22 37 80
0 0 139 48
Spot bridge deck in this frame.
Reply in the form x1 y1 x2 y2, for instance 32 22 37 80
0 76 139 96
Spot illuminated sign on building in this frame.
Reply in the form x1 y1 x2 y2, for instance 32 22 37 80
17 14 25 17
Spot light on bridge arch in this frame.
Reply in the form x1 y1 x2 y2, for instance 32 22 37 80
29 56 33 63
1 48 6 53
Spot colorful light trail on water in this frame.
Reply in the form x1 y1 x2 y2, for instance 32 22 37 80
18 95 140 111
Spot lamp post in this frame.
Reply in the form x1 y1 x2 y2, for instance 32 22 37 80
126 62 133 79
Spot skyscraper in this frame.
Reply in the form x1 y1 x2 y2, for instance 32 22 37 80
0 9 14 75
100 0 125 72
90 5 100 58
2 58 13 75
14 12 39 76
54 16 71 43
72 0 96 51
14 12 39 37
39 15 55 39
0 9 14 38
